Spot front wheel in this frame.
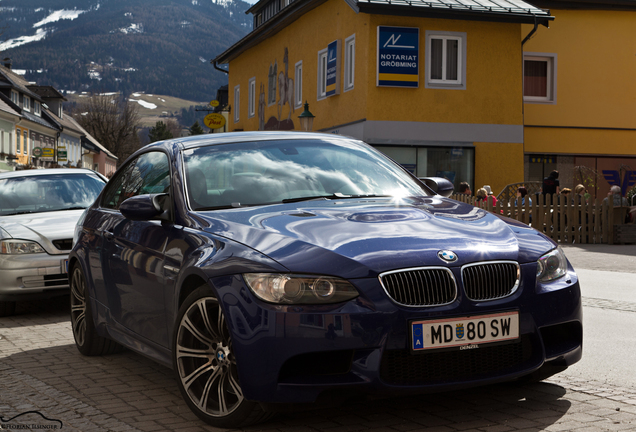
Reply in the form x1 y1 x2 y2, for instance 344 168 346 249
173 286 272 428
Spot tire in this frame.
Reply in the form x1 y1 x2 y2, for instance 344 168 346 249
173 286 273 428
70 263 122 356
0 300 16 317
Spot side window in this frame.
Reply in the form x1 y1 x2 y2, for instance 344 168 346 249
524 53 557 104
425 31 467 90
102 152 171 210
317 48 328 100
344 34 355 92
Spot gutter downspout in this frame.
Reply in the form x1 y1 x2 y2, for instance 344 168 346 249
212 60 229 74
522 16 539 46
521 16 539 160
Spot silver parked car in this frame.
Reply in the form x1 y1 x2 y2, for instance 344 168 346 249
0 168 106 316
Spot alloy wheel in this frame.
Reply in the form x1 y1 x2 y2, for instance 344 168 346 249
70 267 87 347
175 297 244 418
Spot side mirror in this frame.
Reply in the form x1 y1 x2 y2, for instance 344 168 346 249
120 193 169 221
419 177 454 198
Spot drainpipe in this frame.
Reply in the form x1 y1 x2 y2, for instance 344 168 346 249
212 60 228 74
522 16 539 46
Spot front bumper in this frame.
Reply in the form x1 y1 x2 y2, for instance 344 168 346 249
212 264 582 404
0 253 69 301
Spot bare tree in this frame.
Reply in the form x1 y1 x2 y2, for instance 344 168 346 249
165 118 184 139
72 93 141 165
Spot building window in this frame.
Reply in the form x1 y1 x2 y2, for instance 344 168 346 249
34 101 41 116
248 77 256 118
524 53 557 104
234 85 240 123
344 34 355 92
294 61 303 109
425 31 467 90
23 96 30 112
11 90 19 105
317 48 328 100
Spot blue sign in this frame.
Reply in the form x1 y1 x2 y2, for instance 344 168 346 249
326 40 340 97
377 26 419 87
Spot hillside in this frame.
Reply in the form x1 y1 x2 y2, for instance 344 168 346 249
0 0 251 101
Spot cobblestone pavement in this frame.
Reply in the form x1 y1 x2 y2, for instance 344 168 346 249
1 295 636 432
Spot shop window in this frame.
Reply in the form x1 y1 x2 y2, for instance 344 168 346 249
234 85 240 123
374 145 474 192
524 53 557 104
248 77 256 118
344 34 355 92
294 61 303 109
317 48 328 100
425 31 466 90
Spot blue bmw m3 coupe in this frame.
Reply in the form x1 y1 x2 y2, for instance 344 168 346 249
69 132 582 427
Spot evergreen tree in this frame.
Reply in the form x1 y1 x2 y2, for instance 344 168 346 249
189 121 205 136
148 121 173 143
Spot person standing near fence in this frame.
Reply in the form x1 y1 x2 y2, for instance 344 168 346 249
603 185 629 207
574 184 587 204
542 170 560 202
458 182 472 196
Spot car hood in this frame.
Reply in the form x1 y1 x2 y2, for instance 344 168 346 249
0 210 85 254
198 197 555 279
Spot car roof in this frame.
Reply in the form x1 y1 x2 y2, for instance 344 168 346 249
169 131 355 151
0 168 105 180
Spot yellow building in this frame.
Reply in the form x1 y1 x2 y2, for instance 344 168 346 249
522 1 636 200
214 0 553 195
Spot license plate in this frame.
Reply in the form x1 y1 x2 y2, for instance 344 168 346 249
411 311 519 352
62 259 69 274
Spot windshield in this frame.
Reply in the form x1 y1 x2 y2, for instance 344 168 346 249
182 138 430 210
0 173 106 216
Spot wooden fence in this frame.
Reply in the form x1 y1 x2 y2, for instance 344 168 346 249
451 193 636 245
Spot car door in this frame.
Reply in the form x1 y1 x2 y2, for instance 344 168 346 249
97 151 175 347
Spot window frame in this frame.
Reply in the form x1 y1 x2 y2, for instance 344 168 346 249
523 53 557 104
248 77 256 118
344 34 355 92
10 90 19 106
23 96 31 112
234 84 240 123
34 101 41 116
317 48 328 100
425 30 467 90
294 60 303 109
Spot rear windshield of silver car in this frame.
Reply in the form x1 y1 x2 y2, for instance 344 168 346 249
182 138 431 210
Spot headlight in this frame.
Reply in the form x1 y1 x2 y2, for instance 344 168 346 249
536 247 567 283
1 239 46 254
243 273 359 304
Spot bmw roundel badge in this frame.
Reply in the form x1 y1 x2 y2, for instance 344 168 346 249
438 250 458 263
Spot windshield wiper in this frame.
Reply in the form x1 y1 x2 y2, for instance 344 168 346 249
282 193 392 203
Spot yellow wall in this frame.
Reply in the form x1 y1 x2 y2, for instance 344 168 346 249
365 16 523 125
523 10 636 155
474 142 524 196
229 0 526 130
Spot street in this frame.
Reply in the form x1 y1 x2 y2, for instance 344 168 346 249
1 244 636 431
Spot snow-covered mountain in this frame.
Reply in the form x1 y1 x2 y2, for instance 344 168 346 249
0 0 252 100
